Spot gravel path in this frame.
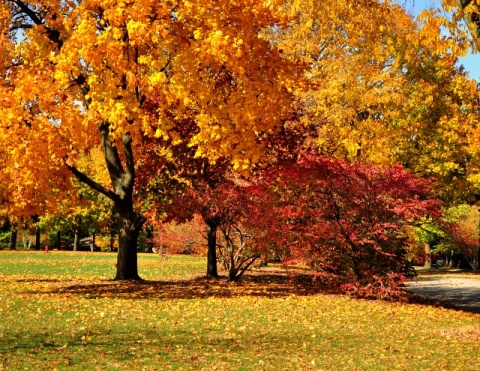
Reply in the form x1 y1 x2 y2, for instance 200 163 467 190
404 275 480 313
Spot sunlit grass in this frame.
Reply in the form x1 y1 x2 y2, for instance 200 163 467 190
0 251 205 280
0 251 479 370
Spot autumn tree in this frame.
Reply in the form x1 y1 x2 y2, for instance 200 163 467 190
153 214 205 256
435 205 480 269
160 167 236 277
267 0 480 204
251 154 441 296
0 0 299 279
196 181 265 282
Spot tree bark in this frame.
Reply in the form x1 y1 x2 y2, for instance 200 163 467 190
73 225 80 251
206 220 219 278
67 125 145 280
114 202 145 280
424 242 432 269
10 230 17 250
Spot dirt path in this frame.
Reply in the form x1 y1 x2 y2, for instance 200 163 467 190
404 275 480 313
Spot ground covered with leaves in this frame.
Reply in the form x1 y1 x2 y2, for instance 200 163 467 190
0 252 479 370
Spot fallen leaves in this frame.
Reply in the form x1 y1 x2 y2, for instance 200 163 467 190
0 252 479 370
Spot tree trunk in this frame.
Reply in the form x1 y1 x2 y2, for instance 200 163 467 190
145 225 154 253
110 235 115 252
206 221 219 278
10 230 17 250
424 242 432 269
114 202 145 280
228 248 237 282
35 227 41 250
67 125 145 281
56 231 61 250
73 226 80 251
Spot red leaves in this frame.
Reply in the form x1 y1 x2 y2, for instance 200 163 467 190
249 154 441 296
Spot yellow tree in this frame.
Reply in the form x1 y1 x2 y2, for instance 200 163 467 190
442 0 480 45
268 0 480 202
0 0 299 279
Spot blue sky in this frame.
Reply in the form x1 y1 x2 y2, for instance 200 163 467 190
460 51 480 81
403 0 480 81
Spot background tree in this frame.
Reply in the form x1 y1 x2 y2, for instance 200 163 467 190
436 204 480 269
153 215 206 256
268 0 480 203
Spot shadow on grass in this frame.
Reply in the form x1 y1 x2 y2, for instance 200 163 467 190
27 272 326 300
20 270 480 314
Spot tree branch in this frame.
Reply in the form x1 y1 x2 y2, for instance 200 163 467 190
123 132 135 188
13 0 43 25
13 0 63 48
100 124 125 184
66 164 119 202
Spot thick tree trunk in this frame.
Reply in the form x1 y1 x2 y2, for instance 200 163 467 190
206 221 219 278
67 125 145 281
35 227 41 250
114 202 145 280
10 230 17 250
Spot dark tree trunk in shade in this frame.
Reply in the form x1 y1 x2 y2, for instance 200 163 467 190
10 230 17 250
206 219 219 278
35 227 41 250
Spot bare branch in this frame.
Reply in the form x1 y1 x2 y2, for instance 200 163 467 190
13 0 43 25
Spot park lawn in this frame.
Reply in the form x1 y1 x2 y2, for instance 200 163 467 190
0 251 479 370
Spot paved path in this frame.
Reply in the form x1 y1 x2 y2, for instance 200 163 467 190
404 275 480 313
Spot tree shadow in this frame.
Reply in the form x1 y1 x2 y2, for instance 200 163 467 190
21 270 480 314
33 272 326 300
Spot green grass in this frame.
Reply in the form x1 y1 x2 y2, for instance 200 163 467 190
0 251 479 370
0 251 204 280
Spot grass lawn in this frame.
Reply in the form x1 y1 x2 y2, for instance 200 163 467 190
0 251 479 370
